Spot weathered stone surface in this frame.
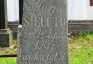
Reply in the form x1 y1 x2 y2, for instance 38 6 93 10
18 0 68 64
0 28 13 47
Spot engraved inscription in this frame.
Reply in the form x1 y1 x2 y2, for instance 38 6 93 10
23 32 65 39
19 0 68 64
22 51 66 61
34 40 56 50
23 17 66 27
24 0 66 16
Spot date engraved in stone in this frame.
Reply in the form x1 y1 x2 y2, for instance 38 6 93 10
23 32 65 39
35 40 56 50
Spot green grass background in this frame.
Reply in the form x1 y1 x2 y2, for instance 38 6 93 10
0 58 16 64
0 32 93 64
69 32 93 64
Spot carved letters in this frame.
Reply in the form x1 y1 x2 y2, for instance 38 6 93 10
23 17 65 27
19 0 68 64
22 51 66 61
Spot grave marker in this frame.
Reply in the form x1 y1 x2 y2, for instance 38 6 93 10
18 0 68 64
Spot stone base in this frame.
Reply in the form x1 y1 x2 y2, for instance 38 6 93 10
8 21 19 38
0 28 13 47
68 20 93 32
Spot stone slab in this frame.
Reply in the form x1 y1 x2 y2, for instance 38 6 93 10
18 0 68 64
0 28 13 47
8 22 19 38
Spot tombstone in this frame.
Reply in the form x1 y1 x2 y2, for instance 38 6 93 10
18 0 68 64
0 0 12 47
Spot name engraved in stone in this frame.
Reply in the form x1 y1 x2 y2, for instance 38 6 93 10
24 0 65 16
23 17 66 27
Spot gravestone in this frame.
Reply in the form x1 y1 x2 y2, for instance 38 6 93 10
0 0 12 47
18 0 68 64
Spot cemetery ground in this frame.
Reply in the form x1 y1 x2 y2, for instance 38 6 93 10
0 32 93 64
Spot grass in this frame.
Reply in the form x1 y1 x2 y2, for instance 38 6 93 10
0 39 17 55
0 39 17 64
69 32 93 64
0 32 93 64
0 58 16 64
